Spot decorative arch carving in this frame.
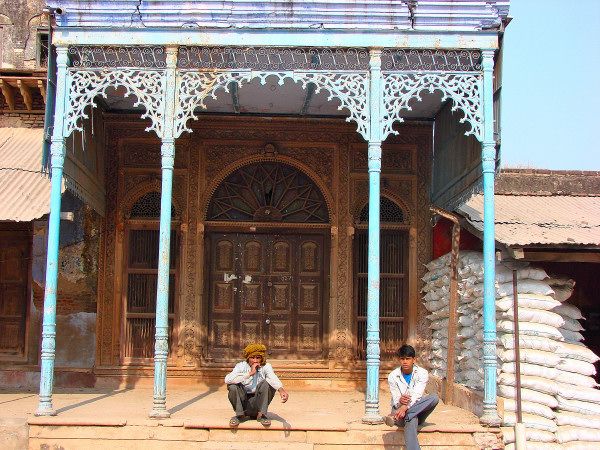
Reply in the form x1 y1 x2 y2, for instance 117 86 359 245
202 155 335 224
121 180 183 221
175 71 369 140
381 73 482 142
66 69 165 137
353 192 412 226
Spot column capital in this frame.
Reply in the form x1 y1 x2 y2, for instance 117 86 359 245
56 46 69 67
369 48 382 70
481 49 495 70
165 46 178 68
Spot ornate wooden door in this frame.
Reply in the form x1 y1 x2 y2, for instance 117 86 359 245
207 232 326 360
0 230 29 357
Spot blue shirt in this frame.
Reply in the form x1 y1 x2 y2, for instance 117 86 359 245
402 371 413 385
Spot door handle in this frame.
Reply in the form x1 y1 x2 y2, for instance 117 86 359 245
267 281 273 287
265 319 271 324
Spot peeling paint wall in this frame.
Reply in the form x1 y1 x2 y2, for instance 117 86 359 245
30 191 101 369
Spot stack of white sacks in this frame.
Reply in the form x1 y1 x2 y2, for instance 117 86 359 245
423 252 600 449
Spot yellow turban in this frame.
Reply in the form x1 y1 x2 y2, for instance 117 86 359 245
243 343 267 363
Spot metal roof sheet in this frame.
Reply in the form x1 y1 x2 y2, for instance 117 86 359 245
458 194 600 247
0 128 56 222
48 0 510 31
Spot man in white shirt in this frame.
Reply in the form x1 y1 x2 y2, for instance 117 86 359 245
225 343 289 427
384 344 439 450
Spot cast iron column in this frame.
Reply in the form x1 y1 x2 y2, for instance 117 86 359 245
149 46 177 419
480 49 501 426
36 46 69 416
363 48 383 424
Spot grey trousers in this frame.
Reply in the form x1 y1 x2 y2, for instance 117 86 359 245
227 380 276 417
391 394 439 450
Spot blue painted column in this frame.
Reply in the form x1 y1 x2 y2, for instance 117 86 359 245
149 46 178 419
36 46 69 417
362 49 383 425
480 49 501 426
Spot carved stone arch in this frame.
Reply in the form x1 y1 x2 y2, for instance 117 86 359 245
121 180 183 221
353 192 411 226
201 155 335 224
65 69 165 138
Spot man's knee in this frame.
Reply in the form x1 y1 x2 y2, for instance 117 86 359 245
227 384 239 394
426 394 439 407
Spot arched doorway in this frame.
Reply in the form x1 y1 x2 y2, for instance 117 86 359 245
205 161 330 360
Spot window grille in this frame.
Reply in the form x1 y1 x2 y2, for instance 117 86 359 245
358 197 404 223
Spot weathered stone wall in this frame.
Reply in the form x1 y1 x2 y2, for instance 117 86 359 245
0 0 47 70
30 191 101 369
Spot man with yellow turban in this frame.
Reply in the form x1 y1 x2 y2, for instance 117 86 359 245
224 343 289 427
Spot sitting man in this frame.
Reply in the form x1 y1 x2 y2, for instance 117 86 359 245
224 343 289 427
384 344 439 450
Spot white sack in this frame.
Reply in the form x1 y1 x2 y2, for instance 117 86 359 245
556 425 600 443
505 444 561 450
496 294 561 312
557 396 600 415
429 318 449 330
498 308 565 328
502 412 557 432
500 362 558 380
498 334 560 353
561 316 584 332
497 373 558 395
497 320 565 341
502 397 555 420
553 286 574 302
502 427 560 444
558 384 600 403
557 357 597 376
553 303 585 320
497 280 554 297
558 327 584 343
556 411 600 429
554 368 599 388
501 427 556 444
498 385 558 408
556 341 600 363
562 442 600 450
497 348 561 367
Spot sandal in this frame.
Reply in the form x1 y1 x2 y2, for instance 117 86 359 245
229 416 241 427
257 415 271 427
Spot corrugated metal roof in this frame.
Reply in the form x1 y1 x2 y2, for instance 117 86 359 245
0 128 57 222
458 194 600 247
48 0 510 31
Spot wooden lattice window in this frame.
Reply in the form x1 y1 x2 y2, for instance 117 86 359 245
207 162 328 223
355 197 408 360
122 191 179 361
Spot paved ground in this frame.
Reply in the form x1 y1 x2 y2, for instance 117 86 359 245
1 387 480 431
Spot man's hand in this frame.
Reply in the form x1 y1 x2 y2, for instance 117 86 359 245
394 405 408 421
279 388 289 403
400 393 411 406
248 362 260 376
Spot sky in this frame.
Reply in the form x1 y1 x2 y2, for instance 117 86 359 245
500 0 600 170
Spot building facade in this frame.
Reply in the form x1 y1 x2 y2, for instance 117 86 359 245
4 1 511 424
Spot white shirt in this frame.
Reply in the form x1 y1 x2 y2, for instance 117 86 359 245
224 361 283 394
388 365 429 409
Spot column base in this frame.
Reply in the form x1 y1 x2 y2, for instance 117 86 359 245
35 406 57 417
479 410 501 427
362 412 383 425
149 409 171 419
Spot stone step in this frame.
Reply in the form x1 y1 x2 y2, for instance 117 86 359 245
1 418 28 450
28 422 501 449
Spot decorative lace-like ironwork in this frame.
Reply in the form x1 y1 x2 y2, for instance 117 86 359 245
66 69 165 137
381 49 481 72
175 70 369 139
69 46 167 69
207 162 329 223
129 191 177 219
178 47 369 71
358 197 404 223
382 73 483 141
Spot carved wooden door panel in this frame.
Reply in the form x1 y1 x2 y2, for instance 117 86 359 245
207 232 326 360
0 231 29 356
